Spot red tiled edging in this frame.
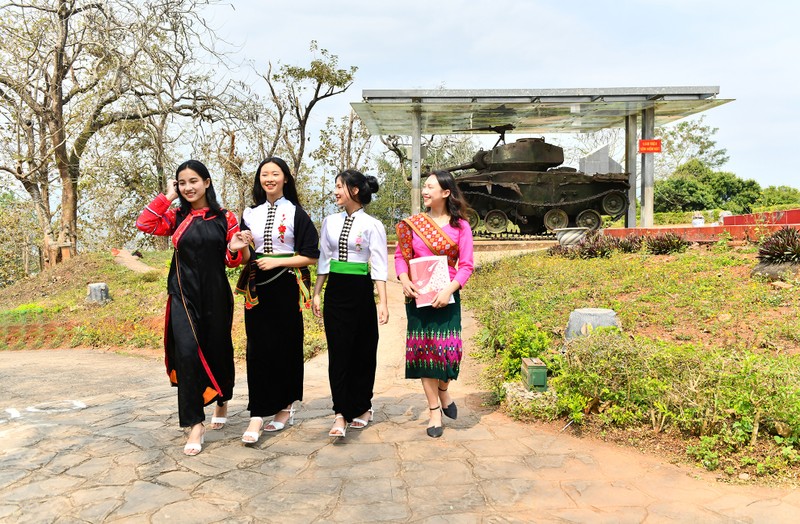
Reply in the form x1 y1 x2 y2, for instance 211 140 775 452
603 208 800 242
723 209 800 226
603 224 797 242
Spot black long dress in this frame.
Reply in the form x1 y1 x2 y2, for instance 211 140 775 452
137 195 241 427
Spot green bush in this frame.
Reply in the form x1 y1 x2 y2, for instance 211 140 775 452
499 321 550 379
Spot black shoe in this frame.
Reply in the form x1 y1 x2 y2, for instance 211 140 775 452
427 405 443 438
442 401 457 420
439 385 457 420
426 425 443 438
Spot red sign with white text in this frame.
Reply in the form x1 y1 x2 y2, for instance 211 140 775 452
638 139 662 153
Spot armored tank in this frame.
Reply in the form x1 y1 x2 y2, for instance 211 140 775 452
445 137 630 234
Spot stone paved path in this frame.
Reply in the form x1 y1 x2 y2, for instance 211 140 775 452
2 250 800 522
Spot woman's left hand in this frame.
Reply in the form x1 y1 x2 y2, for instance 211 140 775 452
255 257 281 271
430 290 453 309
378 303 389 325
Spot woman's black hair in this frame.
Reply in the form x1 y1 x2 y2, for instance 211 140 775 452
428 170 468 228
252 157 301 207
336 169 379 206
174 160 223 224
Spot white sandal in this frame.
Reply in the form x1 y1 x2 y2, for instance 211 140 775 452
349 408 374 429
264 406 296 432
210 402 228 430
328 414 347 438
184 425 205 456
241 417 264 444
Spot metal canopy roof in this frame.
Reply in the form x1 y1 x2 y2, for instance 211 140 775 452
351 87 732 136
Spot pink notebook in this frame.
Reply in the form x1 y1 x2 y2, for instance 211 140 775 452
409 256 455 308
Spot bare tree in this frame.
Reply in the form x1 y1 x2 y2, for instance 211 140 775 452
263 41 357 181
0 0 228 265
308 110 372 220
195 42 357 216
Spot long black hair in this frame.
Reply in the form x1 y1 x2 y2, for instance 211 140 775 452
336 169 379 206
174 160 223 224
252 156 301 207
428 170 467 228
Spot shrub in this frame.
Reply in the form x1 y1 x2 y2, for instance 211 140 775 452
645 232 689 255
500 321 550 379
616 234 643 253
575 232 616 259
546 244 573 258
757 226 800 263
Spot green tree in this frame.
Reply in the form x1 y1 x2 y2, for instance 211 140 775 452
757 186 800 208
654 159 763 214
697 170 761 214
656 115 729 178
653 176 717 212
368 156 412 231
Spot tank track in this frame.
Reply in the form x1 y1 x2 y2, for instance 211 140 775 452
461 188 623 208
463 188 627 238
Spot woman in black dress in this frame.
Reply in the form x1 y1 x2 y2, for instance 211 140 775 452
236 157 319 445
137 160 249 455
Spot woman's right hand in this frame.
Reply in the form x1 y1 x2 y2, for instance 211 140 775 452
312 294 322 318
165 180 179 201
400 278 419 299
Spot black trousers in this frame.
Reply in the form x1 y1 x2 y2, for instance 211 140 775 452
323 272 378 422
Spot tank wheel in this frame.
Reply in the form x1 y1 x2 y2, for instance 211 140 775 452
602 191 627 215
576 209 602 231
465 208 480 230
484 209 508 234
543 209 569 231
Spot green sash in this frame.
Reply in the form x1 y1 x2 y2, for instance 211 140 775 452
330 260 369 275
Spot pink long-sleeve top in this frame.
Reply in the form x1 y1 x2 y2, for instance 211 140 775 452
394 218 475 289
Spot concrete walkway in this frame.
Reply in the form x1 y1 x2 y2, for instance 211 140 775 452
2 250 800 522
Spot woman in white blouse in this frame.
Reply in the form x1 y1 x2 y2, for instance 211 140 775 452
312 169 389 438
236 157 319 445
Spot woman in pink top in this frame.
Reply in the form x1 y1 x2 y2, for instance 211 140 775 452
395 170 474 438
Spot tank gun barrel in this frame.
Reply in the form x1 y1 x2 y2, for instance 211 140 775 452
443 160 477 172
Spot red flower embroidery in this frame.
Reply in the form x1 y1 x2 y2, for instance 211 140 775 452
278 214 287 243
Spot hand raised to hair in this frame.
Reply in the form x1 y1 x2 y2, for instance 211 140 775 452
165 180 179 201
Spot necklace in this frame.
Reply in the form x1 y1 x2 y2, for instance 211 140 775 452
428 212 450 226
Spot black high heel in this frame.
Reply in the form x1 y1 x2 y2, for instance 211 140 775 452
426 405 443 438
439 386 457 420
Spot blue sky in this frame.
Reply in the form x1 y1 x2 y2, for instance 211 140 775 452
205 0 798 188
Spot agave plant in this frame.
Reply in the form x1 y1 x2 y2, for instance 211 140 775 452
757 226 800 263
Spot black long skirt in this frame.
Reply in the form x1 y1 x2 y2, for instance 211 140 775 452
323 272 378 422
244 269 304 417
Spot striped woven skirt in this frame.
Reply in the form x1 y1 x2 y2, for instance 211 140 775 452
404 291 462 381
